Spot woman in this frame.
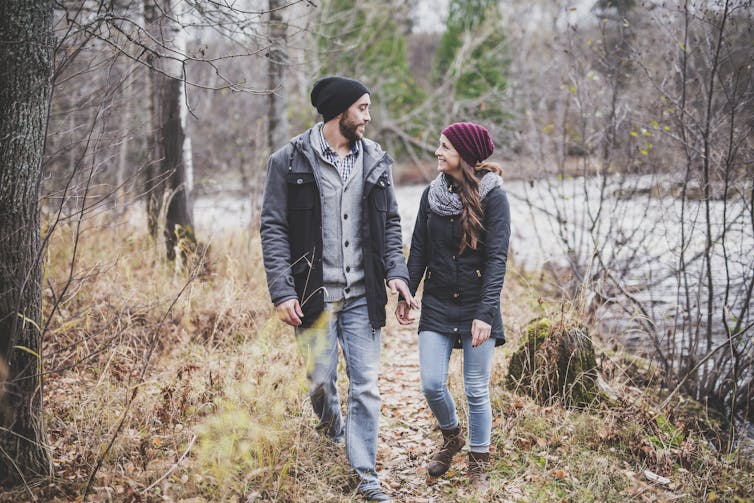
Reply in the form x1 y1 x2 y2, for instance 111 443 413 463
396 122 510 490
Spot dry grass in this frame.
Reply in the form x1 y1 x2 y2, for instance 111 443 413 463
2 213 752 502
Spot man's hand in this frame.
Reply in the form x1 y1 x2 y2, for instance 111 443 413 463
276 298 303 326
388 278 420 309
395 300 415 325
471 319 491 347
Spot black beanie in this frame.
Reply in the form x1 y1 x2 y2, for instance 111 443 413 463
310 76 370 122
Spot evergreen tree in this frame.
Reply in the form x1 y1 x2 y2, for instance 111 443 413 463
432 0 508 121
316 0 425 122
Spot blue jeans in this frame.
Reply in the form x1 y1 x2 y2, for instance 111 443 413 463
419 330 495 451
295 296 382 491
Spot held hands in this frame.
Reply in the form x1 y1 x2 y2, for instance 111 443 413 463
395 300 415 325
471 319 492 347
276 298 304 327
389 278 420 326
388 279 420 309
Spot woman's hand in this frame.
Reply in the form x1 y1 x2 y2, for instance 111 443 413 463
471 319 491 347
395 300 415 325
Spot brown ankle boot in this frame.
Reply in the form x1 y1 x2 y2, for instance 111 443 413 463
468 451 490 490
427 426 465 477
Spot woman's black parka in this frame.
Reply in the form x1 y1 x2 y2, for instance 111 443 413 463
407 184 511 347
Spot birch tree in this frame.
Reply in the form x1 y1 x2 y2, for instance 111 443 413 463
143 0 196 262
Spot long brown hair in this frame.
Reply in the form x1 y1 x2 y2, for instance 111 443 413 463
455 160 503 254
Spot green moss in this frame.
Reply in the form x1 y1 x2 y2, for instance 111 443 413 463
654 414 685 448
506 317 552 390
517 414 552 437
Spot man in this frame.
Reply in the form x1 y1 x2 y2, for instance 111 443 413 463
260 76 418 502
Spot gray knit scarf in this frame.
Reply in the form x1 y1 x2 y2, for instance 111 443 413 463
427 172 503 216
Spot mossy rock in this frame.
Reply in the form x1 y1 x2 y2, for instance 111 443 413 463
506 317 600 408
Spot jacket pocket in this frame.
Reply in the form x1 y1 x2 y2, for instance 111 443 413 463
291 256 313 276
287 172 316 210
372 174 390 211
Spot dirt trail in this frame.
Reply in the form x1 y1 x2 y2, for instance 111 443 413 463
376 322 469 502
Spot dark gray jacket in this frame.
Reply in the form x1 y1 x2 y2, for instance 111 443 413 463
260 128 409 329
407 185 510 347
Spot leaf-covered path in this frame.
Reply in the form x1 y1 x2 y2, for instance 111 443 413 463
373 320 518 502
377 322 438 501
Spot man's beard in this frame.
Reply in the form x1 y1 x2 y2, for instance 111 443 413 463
339 114 364 142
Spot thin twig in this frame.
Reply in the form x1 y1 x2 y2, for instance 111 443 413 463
143 434 197 493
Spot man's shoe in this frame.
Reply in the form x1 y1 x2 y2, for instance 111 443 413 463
359 486 392 502
427 425 465 477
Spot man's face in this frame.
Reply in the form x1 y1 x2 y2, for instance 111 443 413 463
339 93 371 142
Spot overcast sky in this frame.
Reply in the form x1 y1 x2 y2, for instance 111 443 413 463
411 0 598 33
412 0 449 32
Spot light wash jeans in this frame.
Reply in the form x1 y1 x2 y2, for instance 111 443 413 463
419 330 495 451
295 295 382 491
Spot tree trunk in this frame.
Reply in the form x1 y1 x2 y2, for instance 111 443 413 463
143 0 163 239
267 0 289 153
507 318 600 408
0 0 53 485
143 0 195 261
116 65 135 213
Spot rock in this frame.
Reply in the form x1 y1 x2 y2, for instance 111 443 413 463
644 469 670 485
506 318 600 407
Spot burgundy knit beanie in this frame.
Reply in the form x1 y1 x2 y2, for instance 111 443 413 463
441 122 495 166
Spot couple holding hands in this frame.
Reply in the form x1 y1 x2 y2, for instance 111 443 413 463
261 76 510 502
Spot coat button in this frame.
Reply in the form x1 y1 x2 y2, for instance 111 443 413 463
452 255 456 260
345 287 351 294
343 213 348 220
453 327 458 332
346 266 351 273
297 178 303 184
450 217 454 222
453 292 459 298
344 241 349 247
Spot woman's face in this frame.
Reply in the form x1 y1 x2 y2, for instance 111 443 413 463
435 134 462 180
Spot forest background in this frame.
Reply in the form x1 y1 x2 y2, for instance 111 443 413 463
1 0 753 501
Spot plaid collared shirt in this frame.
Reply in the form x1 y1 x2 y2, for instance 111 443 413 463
318 125 360 183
